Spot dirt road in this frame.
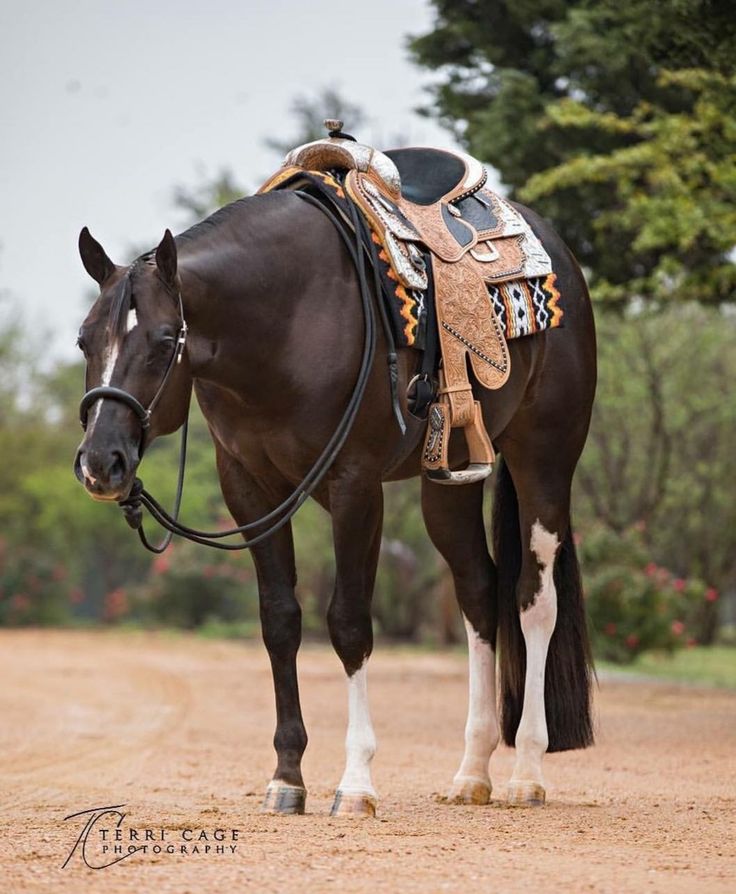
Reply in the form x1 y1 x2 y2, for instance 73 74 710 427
0 630 733 893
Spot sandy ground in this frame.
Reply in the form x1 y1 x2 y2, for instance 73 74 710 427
0 630 733 894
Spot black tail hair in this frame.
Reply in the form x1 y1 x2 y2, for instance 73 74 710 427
492 459 594 752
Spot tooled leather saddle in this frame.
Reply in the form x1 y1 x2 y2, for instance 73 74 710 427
258 120 555 484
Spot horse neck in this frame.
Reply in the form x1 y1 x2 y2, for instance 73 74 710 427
176 193 352 389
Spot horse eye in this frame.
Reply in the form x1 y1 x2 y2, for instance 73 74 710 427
76 336 88 356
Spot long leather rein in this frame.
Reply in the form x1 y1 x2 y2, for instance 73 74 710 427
78 192 380 553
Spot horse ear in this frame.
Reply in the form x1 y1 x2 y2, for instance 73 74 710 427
155 229 178 286
78 227 116 285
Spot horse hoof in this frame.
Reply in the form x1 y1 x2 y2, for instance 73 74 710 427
261 781 307 815
330 791 377 818
507 781 546 807
448 777 492 805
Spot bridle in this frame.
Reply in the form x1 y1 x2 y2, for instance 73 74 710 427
79 290 189 438
77 190 387 554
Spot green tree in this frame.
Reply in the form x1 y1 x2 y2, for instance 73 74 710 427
573 304 736 641
409 0 736 305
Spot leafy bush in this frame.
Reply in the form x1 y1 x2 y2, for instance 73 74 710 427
129 540 259 629
0 538 76 626
579 524 716 663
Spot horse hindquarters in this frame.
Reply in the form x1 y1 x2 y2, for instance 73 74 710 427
493 458 593 804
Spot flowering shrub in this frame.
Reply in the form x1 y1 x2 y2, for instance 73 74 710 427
130 540 258 628
0 539 73 626
578 525 714 663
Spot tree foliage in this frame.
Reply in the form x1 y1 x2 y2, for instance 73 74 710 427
410 1 736 305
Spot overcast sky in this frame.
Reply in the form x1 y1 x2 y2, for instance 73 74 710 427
0 0 467 361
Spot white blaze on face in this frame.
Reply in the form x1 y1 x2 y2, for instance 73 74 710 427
86 338 120 436
337 663 377 798
126 308 138 333
511 519 560 787
453 616 499 788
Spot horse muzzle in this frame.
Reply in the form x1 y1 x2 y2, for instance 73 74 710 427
74 443 138 502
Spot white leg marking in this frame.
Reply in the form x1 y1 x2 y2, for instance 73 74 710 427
511 520 559 788
86 341 119 436
453 617 499 789
337 664 377 798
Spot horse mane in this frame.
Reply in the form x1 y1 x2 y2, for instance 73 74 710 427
106 194 274 340
175 197 251 247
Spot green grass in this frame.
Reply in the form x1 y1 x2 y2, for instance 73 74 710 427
598 646 736 688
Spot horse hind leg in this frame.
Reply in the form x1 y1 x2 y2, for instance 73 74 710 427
327 476 383 817
421 477 499 805
493 457 594 808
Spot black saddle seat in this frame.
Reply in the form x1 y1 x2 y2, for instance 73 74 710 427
384 148 469 206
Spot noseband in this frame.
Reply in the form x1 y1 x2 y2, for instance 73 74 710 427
78 292 188 440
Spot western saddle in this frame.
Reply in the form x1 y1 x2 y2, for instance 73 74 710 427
259 120 551 484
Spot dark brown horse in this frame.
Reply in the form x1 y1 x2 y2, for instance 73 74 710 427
74 188 595 815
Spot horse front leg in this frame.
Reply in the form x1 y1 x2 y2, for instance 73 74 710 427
216 447 308 814
326 476 383 817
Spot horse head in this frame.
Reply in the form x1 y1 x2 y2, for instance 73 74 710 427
74 228 191 501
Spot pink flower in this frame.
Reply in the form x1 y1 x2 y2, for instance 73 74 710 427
104 588 128 621
705 588 719 603
673 578 686 592
645 562 658 577
152 554 170 575
625 633 640 649
604 622 617 636
686 637 698 648
11 593 30 612
671 620 685 636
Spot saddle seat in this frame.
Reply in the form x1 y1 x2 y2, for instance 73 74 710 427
384 147 487 206
258 121 554 485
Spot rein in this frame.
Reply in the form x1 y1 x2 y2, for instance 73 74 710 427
79 192 379 552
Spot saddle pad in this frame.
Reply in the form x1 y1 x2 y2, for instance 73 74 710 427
258 168 563 348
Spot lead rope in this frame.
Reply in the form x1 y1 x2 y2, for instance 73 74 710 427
119 192 378 552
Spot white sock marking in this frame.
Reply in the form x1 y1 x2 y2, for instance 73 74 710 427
453 617 499 788
511 520 559 787
337 664 377 798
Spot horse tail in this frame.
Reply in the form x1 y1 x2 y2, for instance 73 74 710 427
493 458 594 752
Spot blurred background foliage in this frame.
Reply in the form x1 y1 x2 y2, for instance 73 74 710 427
1 5 734 672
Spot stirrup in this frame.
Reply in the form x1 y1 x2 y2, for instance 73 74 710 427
422 400 494 485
